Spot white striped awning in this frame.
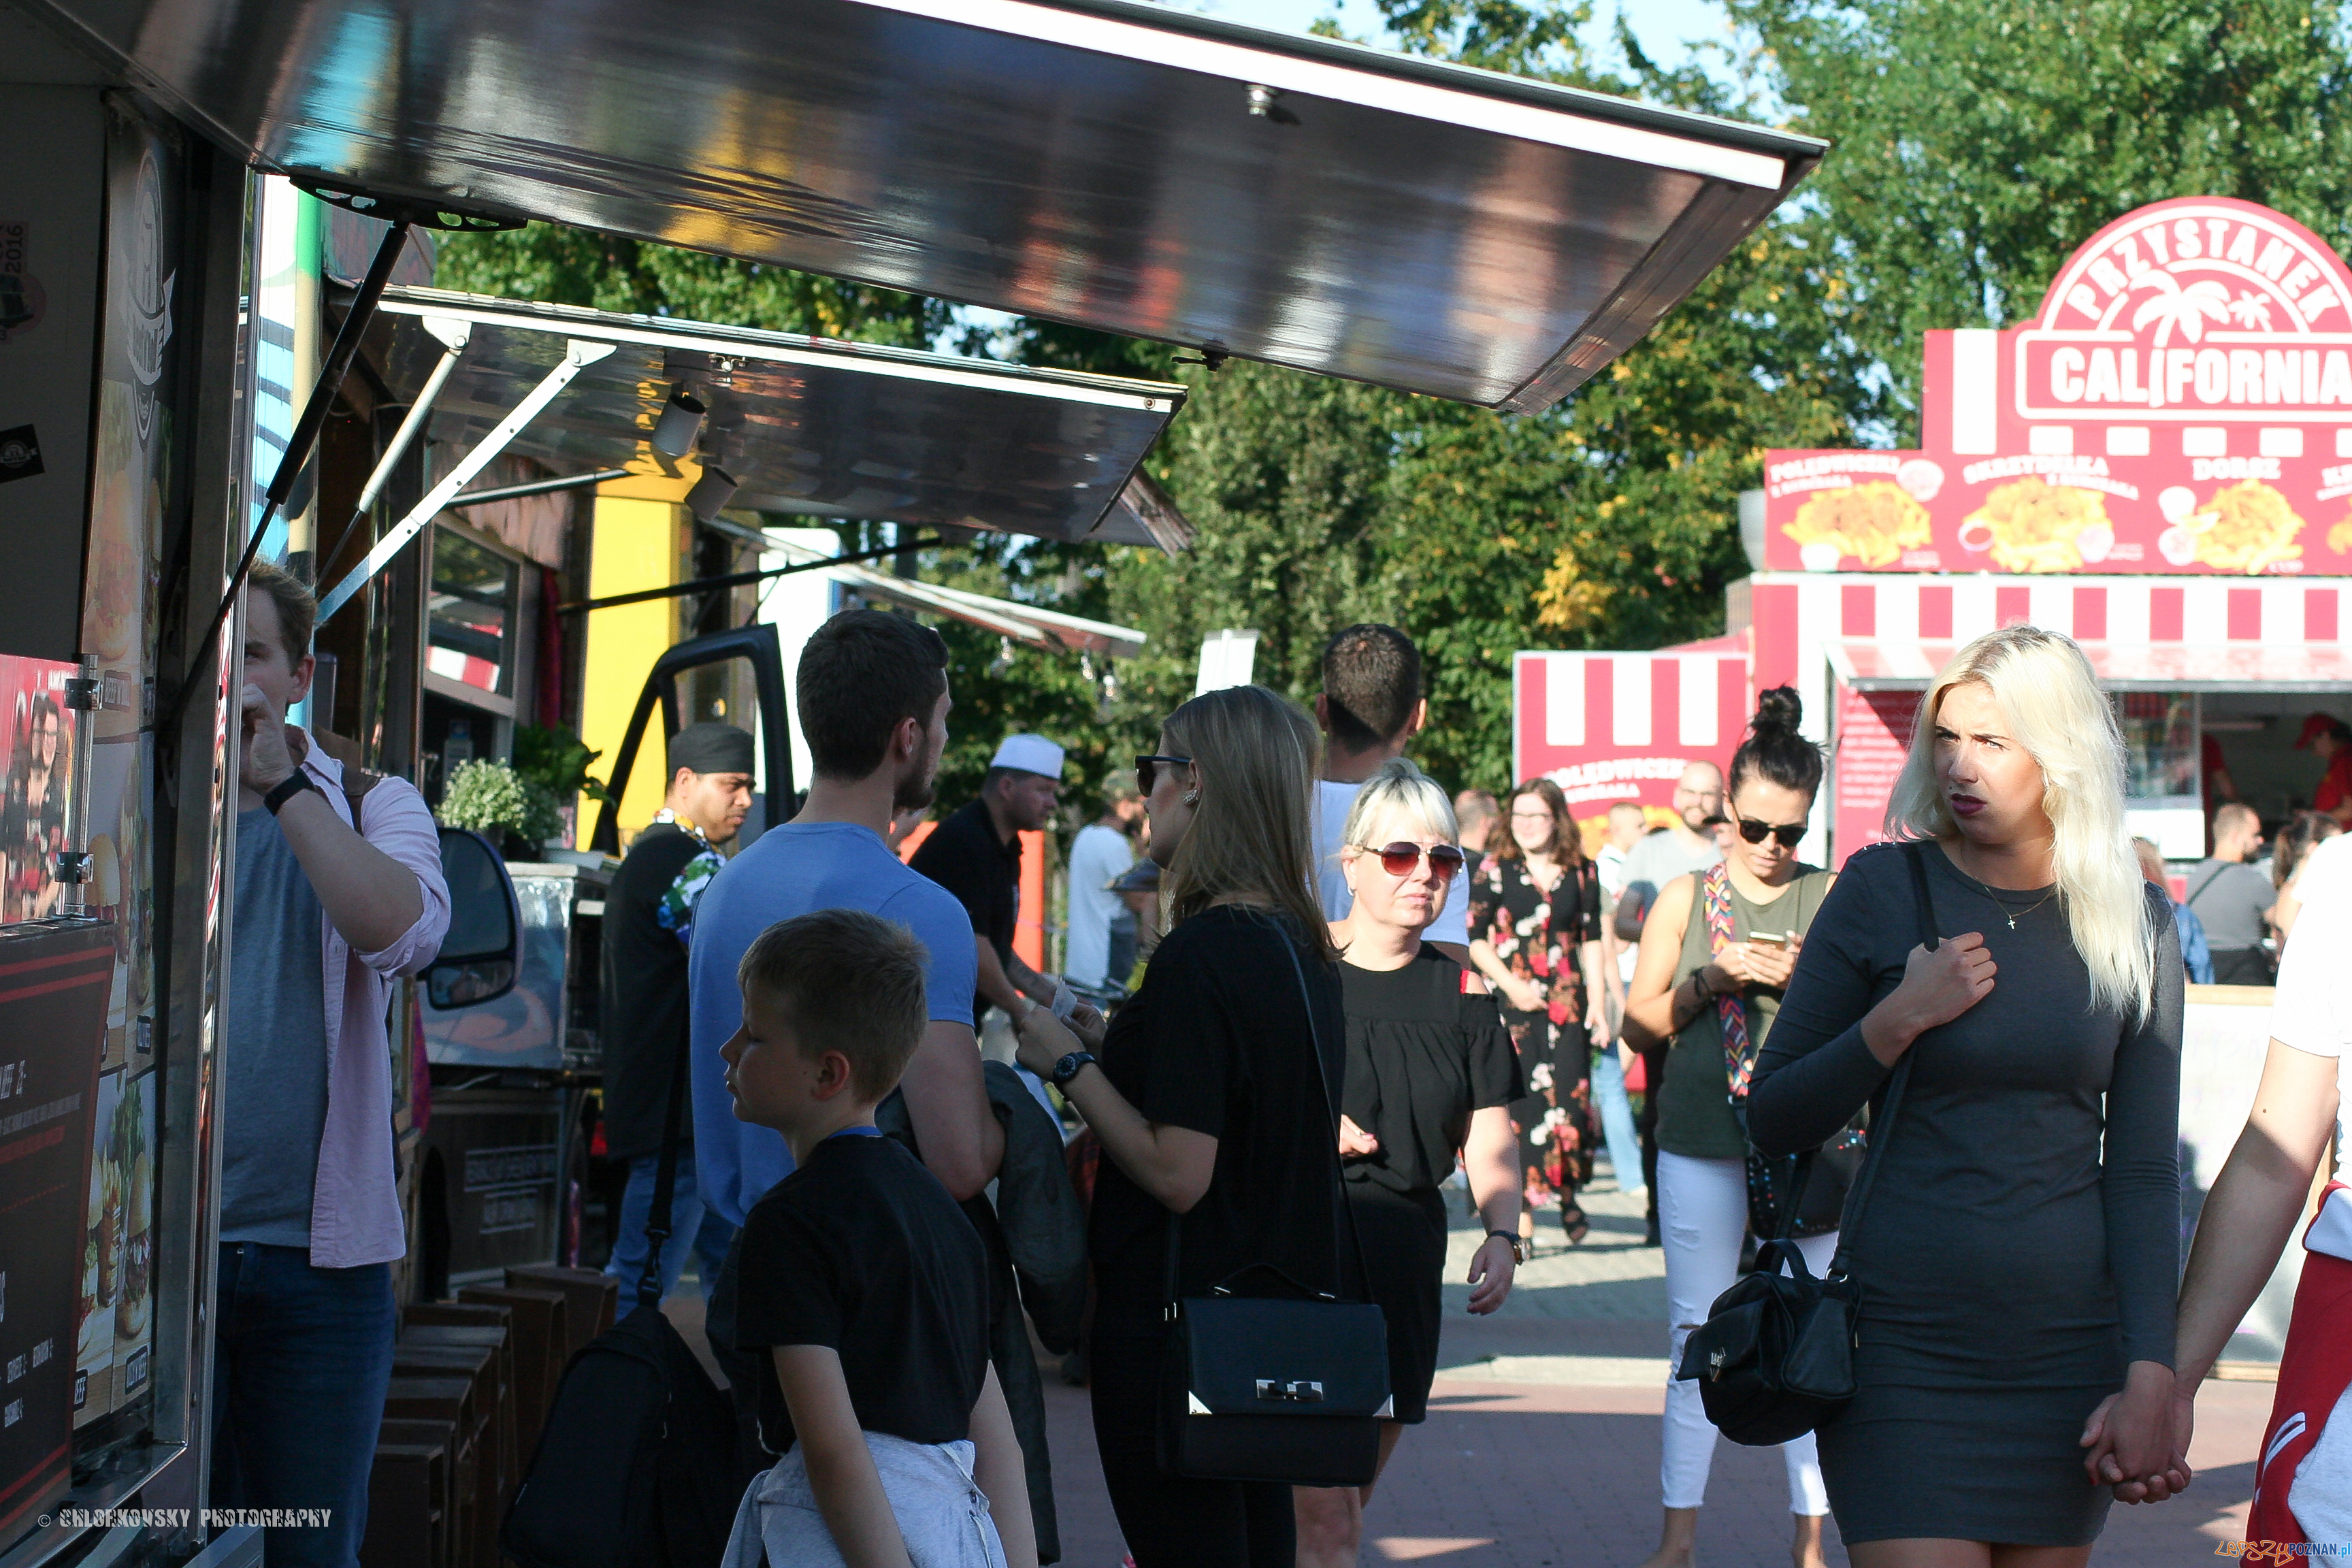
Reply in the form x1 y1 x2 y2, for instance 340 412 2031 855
1830 637 2352 691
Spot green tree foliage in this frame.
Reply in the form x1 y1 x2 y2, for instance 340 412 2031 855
1737 0 2352 436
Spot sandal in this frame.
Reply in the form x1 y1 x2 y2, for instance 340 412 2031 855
1558 1196 1590 1245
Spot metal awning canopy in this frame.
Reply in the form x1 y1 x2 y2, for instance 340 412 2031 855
761 533 1145 658
1831 638 2352 693
376 285 1185 538
26 0 1823 411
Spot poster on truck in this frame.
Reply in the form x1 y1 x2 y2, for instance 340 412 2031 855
1765 197 2352 578
0 921 113 1533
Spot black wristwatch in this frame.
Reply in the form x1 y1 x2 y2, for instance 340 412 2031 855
1488 1230 1530 1264
262 772 317 816
1048 1051 1097 1089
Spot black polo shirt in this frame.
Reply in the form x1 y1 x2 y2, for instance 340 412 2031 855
909 798 1019 1017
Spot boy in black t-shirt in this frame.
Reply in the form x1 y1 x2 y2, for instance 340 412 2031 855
719 910 1036 1567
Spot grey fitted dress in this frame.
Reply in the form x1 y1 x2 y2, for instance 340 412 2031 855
1749 841 2182 1546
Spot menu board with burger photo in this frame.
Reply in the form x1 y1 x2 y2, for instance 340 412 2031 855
1767 197 2352 576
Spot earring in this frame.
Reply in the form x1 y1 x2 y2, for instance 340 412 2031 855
1183 791 1199 806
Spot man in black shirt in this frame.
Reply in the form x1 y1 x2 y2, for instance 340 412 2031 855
599 721 754 1301
910 733 1066 1023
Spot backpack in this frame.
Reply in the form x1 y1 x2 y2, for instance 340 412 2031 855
502 1020 739 1567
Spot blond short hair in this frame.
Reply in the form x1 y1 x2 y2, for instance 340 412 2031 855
738 909 930 1100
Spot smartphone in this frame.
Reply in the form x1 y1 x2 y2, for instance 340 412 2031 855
1748 930 1790 949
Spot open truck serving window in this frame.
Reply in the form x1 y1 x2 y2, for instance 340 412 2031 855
0 0 1819 1556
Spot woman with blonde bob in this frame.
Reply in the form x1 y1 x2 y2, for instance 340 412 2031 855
1749 625 2183 1565
1015 685 1348 1568
1293 760 1522 1567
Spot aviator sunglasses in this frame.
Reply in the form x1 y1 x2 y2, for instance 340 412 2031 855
1735 816 1808 849
1136 753 1192 794
1360 842 1467 881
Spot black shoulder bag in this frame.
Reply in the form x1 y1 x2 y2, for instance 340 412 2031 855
1673 840 1935 1448
502 1017 740 1567
1155 927 1392 1488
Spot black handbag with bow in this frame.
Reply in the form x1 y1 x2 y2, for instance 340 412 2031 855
1155 926 1391 1488
1673 839 1934 1447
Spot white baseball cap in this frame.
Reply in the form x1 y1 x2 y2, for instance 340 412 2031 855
990 734 1066 779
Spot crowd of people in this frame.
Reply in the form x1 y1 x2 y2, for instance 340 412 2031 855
207 562 2349 1568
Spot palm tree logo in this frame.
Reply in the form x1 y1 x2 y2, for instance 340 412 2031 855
2227 292 2274 330
2132 272 2234 345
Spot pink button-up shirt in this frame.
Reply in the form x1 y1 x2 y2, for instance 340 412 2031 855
272 734 451 1268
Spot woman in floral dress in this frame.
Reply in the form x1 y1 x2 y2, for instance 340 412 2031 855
1467 778 1604 1243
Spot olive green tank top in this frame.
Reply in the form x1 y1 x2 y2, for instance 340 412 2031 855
1657 864 1833 1159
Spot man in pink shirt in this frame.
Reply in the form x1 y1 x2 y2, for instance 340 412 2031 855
214 560 449 1567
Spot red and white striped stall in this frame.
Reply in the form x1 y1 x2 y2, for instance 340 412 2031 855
1511 638 1752 836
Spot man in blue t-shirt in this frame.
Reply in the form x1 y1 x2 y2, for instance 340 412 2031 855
689 610 992 1225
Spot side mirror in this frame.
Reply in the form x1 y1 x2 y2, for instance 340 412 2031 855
423 827 521 1009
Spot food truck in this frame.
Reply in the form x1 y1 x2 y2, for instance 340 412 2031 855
1517 193 2351 1368
1 0 1827 1557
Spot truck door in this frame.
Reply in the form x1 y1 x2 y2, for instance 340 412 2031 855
588 622 794 853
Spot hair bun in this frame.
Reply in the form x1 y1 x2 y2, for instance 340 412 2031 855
1752 686 1803 737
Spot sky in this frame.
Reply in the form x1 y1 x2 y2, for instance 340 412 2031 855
1184 0 1744 79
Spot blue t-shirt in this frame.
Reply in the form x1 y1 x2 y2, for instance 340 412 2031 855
688 820 979 1226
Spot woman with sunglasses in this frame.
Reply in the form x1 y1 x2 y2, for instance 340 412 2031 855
1621 687 1836 1568
1013 687 1348 1568
1467 777 1604 1244
1292 759 1523 1568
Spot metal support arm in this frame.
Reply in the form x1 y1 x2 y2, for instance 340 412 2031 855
318 338 618 623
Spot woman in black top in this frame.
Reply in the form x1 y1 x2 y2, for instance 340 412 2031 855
1467 777 1605 1243
1293 759 1522 1568
1015 685 1346 1568
1750 626 2182 1561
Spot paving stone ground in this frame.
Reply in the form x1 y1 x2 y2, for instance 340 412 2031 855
676 1161 2276 1566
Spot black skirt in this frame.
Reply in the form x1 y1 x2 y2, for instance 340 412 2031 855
1341 1181 1450 1424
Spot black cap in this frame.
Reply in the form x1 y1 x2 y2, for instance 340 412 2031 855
668 722 755 777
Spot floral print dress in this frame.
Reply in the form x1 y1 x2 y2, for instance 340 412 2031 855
1467 853 1602 1212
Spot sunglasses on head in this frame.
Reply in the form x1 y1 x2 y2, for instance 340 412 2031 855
1136 754 1192 795
1735 817 1808 849
1361 842 1466 881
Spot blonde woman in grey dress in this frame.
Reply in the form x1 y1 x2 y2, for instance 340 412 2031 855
1750 625 2181 1565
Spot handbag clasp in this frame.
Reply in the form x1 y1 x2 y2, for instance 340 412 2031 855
1254 1379 1324 1403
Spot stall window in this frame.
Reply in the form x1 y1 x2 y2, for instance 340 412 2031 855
427 529 520 699
2119 692 2199 800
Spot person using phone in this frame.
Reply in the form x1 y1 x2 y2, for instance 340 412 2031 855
1620 687 1838 1568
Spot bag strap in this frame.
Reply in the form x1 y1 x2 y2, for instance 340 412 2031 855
638 1011 693 1310
1822 841 1933 1279
1162 916 1373 1308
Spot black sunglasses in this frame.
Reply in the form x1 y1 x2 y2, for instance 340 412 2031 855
1136 754 1192 795
1361 842 1467 881
1735 817 1808 849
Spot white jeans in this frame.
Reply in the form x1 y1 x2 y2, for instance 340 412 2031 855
1659 1150 1834 1516
720 1433 1008 1567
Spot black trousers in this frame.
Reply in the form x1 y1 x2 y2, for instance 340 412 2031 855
1090 1323 1295 1568
1639 1044 1666 1226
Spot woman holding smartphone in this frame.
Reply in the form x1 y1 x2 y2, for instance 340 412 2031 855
1622 687 1838 1568
1013 685 1346 1568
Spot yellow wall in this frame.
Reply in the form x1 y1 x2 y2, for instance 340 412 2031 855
580 489 687 845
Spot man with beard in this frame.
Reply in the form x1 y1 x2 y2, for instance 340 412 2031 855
688 609 992 1225
910 732 1067 1024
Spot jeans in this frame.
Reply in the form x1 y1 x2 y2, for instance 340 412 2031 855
212 1242 397 1568
1657 1153 1835 1514
1590 1046 1646 1195
604 1150 736 1304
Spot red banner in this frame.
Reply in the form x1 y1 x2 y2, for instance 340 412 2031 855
1832 687 1921 868
1767 198 2352 576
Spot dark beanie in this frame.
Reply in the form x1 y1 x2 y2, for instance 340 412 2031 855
668 721 755 777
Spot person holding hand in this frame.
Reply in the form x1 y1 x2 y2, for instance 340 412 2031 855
1620 688 1838 1568
1748 625 2181 1565
1292 760 1522 1568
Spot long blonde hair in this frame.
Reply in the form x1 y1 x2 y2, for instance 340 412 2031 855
1884 624 2155 1022
1160 685 1337 959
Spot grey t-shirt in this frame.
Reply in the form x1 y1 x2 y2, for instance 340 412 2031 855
220 807 330 1247
2184 858 2274 951
1619 827 1722 898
